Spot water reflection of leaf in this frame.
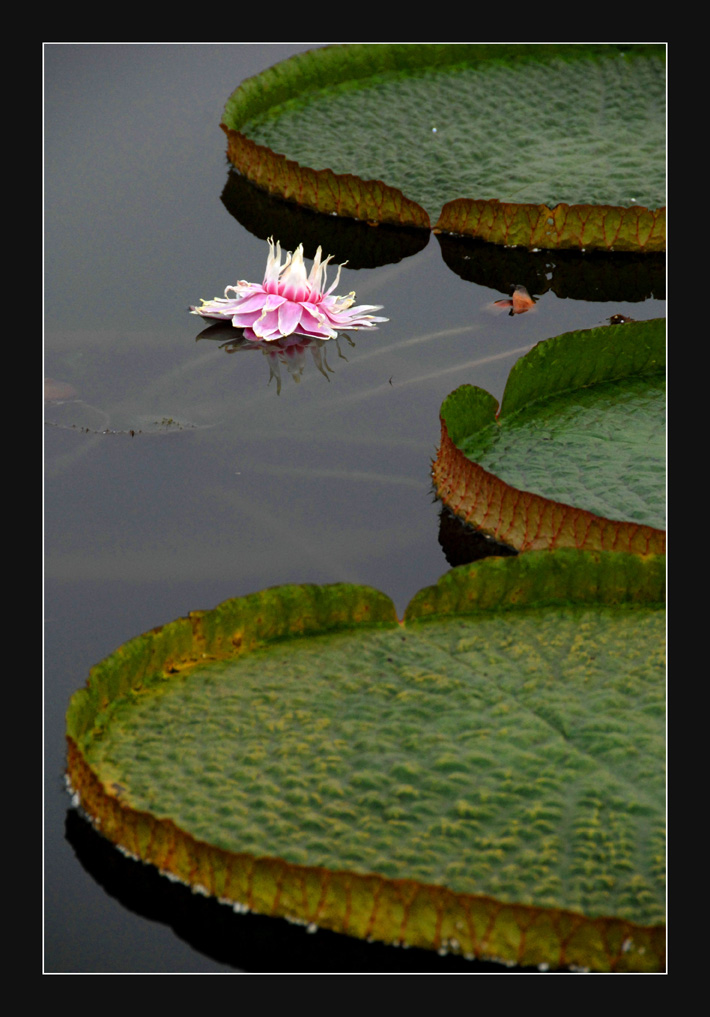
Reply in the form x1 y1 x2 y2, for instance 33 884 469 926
437 505 517 568
437 234 666 303
197 324 355 395
63 807 492 973
221 168 430 270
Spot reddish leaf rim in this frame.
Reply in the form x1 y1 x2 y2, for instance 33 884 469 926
67 737 664 971
432 320 666 554
434 199 665 254
221 43 665 251
66 562 665 971
433 420 666 555
222 127 430 230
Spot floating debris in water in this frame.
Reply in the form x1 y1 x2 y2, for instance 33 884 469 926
44 377 77 402
486 284 536 316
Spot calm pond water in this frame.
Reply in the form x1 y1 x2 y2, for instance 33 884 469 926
44 43 665 973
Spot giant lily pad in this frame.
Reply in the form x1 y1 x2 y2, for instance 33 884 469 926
222 43 665 251
432 318 666 555
66 551 665 971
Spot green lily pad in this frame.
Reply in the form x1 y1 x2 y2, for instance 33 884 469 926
222 43 665 251
432 318 666 554
66 551 665 971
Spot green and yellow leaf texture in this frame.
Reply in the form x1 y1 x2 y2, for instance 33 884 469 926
67 553 665 971
222 43 665 251
432 318 666 554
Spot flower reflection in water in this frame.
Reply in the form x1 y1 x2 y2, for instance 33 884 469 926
218 332 355 395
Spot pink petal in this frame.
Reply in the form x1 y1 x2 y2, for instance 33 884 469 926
296 306 335 338
277 300 305 337
251 309 282 339
229 310 263 328
231 290 271 314
262 293 288 312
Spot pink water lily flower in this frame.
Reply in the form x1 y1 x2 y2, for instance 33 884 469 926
190 238 388 342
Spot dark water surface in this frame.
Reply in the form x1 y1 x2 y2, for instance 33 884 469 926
44 43 665 973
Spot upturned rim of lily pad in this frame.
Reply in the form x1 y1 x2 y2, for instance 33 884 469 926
432 317 666 554
66 551 665 972
221 43 665 253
